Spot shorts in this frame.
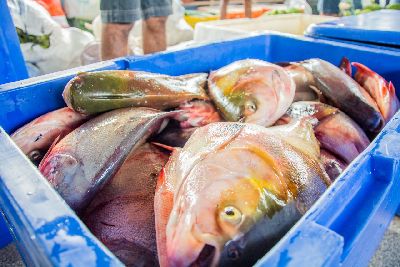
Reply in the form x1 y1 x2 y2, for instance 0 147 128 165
100 0 173 23
317 0 339 15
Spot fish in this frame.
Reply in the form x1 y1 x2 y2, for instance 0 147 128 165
152 123 197 148
39 107 174 212
299 58 384 133
320 149 346 181
153 100 222 147
82 143 169 266
154 121 330 267
353 62 400 123
63 70 209 115
276 101 370 180
208 59 295 126
173 100 222 129
282 63 320 102
11 107 90 165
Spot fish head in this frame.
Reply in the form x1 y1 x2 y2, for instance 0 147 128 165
209 59 295 127
39 148 86 210
165 136 293 266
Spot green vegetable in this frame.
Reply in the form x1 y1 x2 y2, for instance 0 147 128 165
16 28 51 49
363 4 381 11
387 4 400 10
266 8 303 15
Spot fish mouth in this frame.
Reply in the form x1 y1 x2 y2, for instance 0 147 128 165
189 245 216 267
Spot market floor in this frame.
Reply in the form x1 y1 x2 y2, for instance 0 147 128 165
1 217 399 266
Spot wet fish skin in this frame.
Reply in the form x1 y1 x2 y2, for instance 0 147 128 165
320 149 347 181
300 58 384 133
11 107 90 165
208 59 295 127
283 63 319 102
83 143 169 266
173 100 222 129
155 121 330 267
353 62 400 123
39 107 173 212
277 101 370 180
63 70 209 115
283 101 370 163
153 100 222 148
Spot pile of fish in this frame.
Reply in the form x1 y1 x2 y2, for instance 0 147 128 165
11 57 399 266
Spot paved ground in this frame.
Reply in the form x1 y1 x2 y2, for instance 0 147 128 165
369 216 400 267
1 217 399 266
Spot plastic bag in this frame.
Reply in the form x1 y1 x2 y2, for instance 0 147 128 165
8 0 94 76
62 0 100 21
35 0 69 26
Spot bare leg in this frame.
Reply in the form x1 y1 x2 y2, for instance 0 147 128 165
244 0 252 18
142 17 167 54
220 0 229 19
101 23 133 60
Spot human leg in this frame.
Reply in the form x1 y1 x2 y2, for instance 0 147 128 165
100 0 141 60
220 0 229 19
101 23 133 60
244 0 252 18
142 17 168 54
141 0 172 54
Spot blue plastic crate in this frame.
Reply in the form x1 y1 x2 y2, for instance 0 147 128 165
1 34 400 266
0 0 28 85
306 10 400 48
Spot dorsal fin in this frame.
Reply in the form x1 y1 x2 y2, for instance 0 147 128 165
270 119 320 159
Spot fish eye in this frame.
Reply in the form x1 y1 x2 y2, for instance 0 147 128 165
29 151 42 161
227 247 240 260
244 100 257 116
220 206 242 225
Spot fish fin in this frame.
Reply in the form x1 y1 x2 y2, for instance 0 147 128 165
155 169 175 267
388 81 397 96
38 135 62 169
339 57 352 76
152 142 176 152
351 62 373 76
272 119 320 159
309 85 323 101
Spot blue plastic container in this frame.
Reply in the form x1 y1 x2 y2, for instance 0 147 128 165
1 34 400 266
0 0 28 85
306 10 400 48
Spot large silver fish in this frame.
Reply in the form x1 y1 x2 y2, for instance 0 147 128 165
208 59 295 127
39 107 173 212
154 121 330 267
83 143 169 266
